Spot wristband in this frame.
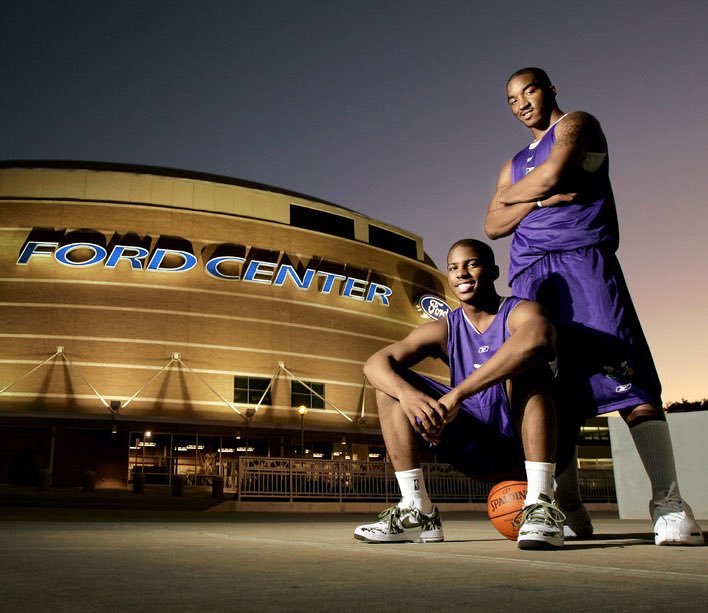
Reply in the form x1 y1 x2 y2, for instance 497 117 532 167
536 200 543 208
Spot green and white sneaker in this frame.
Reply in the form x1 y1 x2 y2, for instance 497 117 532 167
354 505 444 543
515 494 566 550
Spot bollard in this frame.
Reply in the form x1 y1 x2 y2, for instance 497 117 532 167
38 468 52 491
82 470 96 492
172 474 185 496
212 475 224 498
132 472 145 494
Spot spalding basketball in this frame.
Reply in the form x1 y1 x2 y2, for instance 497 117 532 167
487 480 527 540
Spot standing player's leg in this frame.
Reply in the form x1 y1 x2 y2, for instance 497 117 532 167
554 446 594 538
511 368 566 550
510 255 593 539
622 404 704 546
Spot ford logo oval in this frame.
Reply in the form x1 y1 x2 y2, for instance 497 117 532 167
416 295 453 320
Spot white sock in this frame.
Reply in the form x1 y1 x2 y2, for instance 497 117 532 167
395 468 433 514
629 420 679 501
525 461 556 505
554 446 582 508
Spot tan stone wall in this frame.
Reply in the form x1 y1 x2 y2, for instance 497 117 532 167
0 166 455 437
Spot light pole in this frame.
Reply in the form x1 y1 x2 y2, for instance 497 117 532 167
143 430 152 470
297 405 308 457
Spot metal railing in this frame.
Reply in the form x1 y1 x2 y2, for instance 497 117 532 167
237 456 616 503
575 469 617 502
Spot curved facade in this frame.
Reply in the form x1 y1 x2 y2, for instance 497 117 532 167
0 162 455 487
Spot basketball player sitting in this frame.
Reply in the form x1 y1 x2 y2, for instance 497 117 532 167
354 238 574 549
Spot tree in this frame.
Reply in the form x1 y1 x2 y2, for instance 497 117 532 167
665 399 708 413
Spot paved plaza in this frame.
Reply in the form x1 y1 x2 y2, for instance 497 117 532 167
1 489 706 612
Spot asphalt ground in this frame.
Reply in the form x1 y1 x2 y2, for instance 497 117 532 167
1 488 707 612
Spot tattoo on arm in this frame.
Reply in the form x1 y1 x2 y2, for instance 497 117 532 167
555 112 606 152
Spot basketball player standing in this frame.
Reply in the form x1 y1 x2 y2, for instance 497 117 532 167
484 67 703 545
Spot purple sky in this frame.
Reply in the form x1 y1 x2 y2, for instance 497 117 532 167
2 1 707 402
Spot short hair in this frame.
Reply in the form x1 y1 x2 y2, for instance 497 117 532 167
507 67 552 88
448 238 496 266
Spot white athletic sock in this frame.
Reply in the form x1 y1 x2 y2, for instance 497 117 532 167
395 468 433 514
629 420 679 501
525 461 556 506
554 446 582 508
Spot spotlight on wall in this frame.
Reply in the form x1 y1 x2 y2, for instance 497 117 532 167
110 410 118 435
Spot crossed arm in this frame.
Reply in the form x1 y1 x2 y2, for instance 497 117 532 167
363 301 556 440
484 111 607 239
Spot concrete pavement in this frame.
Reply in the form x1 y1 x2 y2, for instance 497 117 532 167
1 489 706 612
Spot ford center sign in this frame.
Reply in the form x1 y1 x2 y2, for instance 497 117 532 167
17 230 394 307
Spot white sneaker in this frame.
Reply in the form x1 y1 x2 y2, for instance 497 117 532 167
650 483 704 546
561 502 594 539
516 494 565 550
354 505 444 543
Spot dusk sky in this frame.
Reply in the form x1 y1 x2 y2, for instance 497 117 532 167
2 1 707 403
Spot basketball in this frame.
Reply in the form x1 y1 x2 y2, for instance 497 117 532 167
487 480 527 540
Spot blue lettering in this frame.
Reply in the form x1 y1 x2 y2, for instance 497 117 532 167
204 256 246 280
17 241 58 264
55 242 107 267
342 277 367 301
243 260 278 284
146 248 198 272
105 245 150 270
318 271 346 294
16 230 397 307
273 265 315 290
365 283 392 306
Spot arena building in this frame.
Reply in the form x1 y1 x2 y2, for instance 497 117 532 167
0 161 457 489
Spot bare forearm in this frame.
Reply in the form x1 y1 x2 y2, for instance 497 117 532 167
447 323 553 405
485 160 544 239
497 166 558 205
485 198 538 239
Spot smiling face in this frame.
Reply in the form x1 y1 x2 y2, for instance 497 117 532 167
446 242 499 304
506 70 558 132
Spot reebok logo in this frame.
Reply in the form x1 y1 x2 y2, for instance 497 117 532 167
615 383 633 393
478 346 490 353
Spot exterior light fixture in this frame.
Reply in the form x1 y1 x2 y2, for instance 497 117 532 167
297 405 308 457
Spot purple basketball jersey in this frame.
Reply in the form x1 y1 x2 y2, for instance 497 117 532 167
507 116 662 415
508 117 619 283
446 297 521 438
400 297 576 477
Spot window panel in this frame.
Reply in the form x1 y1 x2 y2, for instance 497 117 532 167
234 376 271 405
291 380 324 409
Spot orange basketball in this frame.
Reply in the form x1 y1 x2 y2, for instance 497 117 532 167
487 480 527 540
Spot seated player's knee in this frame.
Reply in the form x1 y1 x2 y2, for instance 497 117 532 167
374 389 398 415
